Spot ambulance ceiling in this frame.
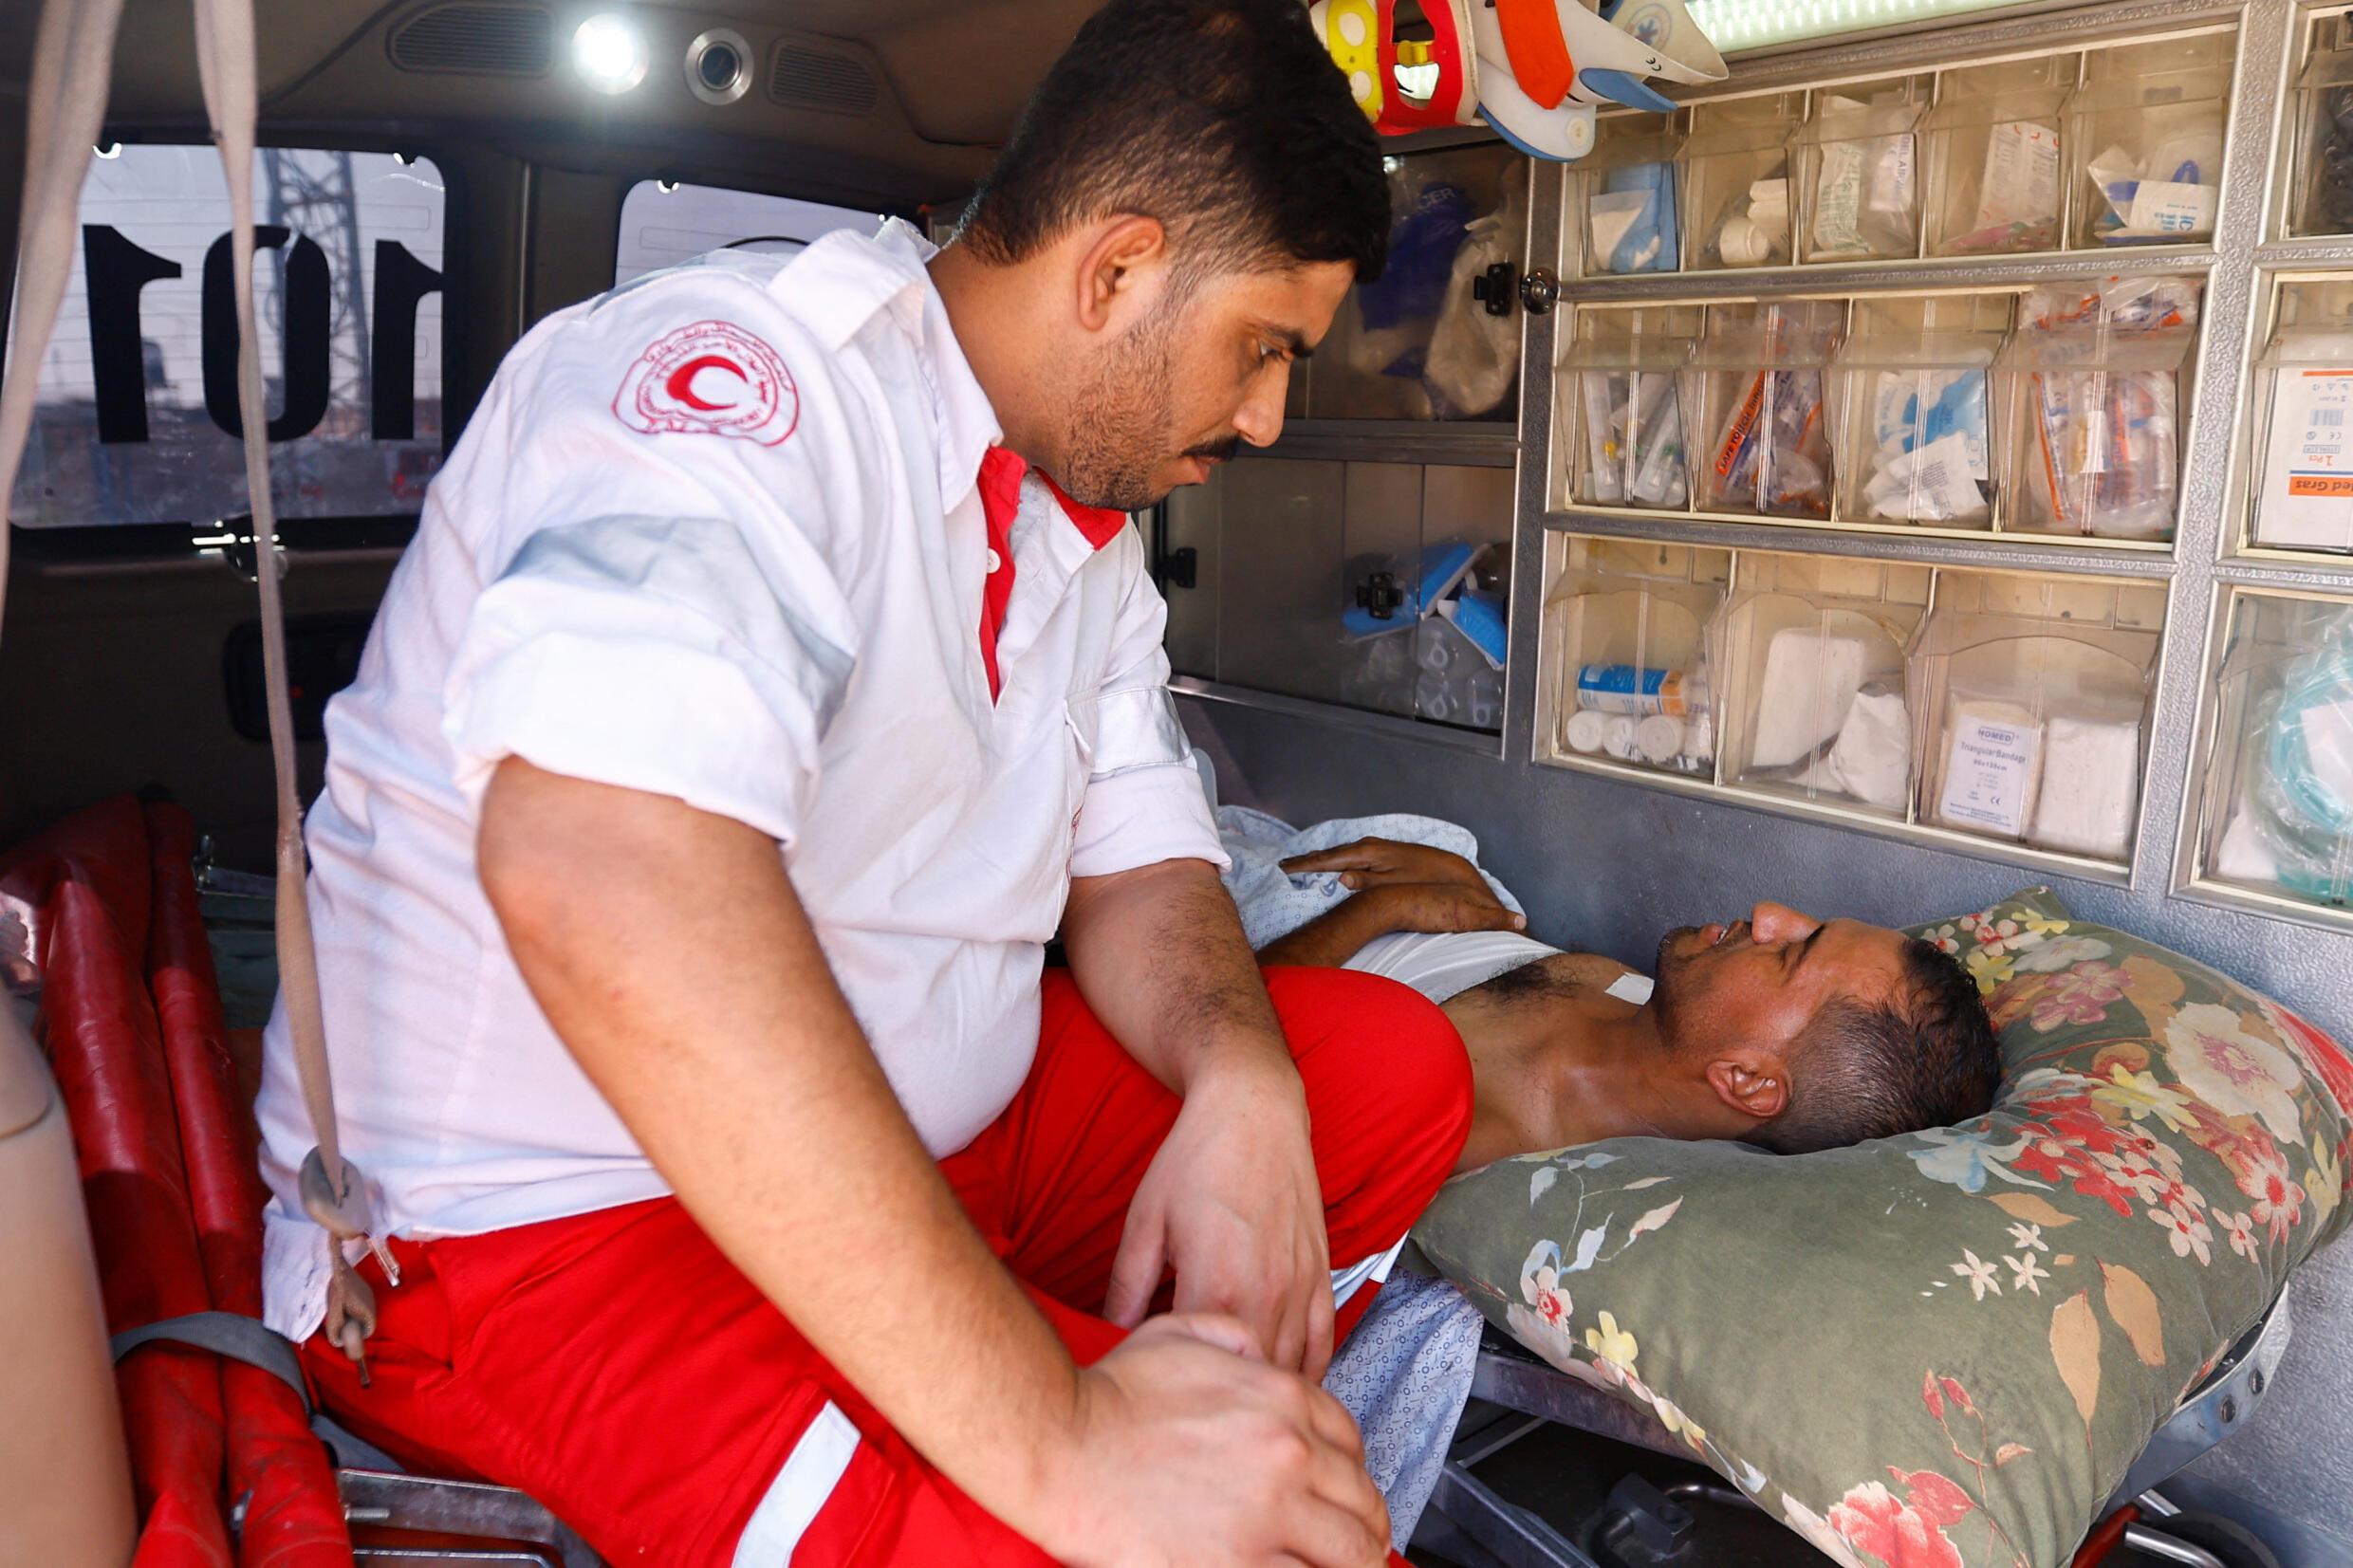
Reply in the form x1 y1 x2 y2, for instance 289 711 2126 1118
0 0 1116 206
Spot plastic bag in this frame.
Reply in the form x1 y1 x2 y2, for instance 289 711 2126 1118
1425 186 1525 417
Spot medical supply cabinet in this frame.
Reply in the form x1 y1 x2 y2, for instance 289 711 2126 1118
1158 0 2353 943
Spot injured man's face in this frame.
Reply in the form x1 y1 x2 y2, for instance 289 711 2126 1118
1442 901 2001 1172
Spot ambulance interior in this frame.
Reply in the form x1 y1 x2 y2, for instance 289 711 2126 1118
4 0 2353 1564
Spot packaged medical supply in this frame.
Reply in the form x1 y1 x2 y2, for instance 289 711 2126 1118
1581 371 1688 508
2252 326 2353 552
1936 699 2043 839
1575 663 1707 716
2306 84 2353 234
1859 369 1992 524
1591 161 1678 274
1565 708 1611 753
1707 367 1831 517
1602 713 1640 759
2245 639 2353 900
1945 120 2062 253
1636 713 1686 764
2027 713 2141 858
1750 628 1884 769
1823 685 1912 812
1442 591 1510 668
1710 176 1789 267
2006 276 2199 539
2085 130 2221 243
1806 93 1923 261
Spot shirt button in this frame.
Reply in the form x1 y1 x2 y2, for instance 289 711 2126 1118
986 548 1003 574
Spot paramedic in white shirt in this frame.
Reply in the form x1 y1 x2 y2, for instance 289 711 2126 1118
1255 838 2003 1169
252 5 1476 1567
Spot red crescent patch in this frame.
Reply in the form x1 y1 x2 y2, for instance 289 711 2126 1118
614 321 799 445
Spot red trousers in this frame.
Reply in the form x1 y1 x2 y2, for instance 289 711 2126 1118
303 967 1473 1567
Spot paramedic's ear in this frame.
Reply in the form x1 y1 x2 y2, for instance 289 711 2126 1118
1706 1055 1788 1124
1075 215 1170 334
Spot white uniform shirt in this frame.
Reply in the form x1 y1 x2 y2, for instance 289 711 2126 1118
255 219 1225 1340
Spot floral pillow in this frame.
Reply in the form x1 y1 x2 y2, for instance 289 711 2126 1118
1413 889 2353 1568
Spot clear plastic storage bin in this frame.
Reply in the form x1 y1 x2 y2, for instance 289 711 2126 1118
1161 457 1513 732
2284 12 2353 238
1793 77 1931 263
1575 111 1685 276
1714 553 1932 817
1996 275 2200 539
1541 538 1731 776
2197 592 2353 907
1561 304 1700 512
1826 294 2007 527
1287 141 1529 420
2066 32 2233 249
2245 278 2353 554
1685 93 1803 269
1686 300 1843 519
1910 571 2164 862
1921 56 2072 257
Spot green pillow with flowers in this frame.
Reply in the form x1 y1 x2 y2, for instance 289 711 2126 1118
1414 888 2353 1568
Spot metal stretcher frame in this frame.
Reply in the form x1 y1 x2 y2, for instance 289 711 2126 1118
1418 1296 2293 1568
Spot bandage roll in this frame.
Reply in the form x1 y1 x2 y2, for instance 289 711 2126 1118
1636 714 1685 764
1602 714 1640 760
1565 709 1610 754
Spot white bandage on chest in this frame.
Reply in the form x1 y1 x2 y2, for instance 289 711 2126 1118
2028 714 2140 859
1605 971 1655 1005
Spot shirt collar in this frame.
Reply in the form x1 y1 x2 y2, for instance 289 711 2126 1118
769 217 999 515
778 219 1126 553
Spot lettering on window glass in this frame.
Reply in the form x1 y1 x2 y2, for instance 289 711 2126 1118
8 147 447 527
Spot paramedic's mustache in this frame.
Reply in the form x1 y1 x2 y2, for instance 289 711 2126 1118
1183 434 1244 467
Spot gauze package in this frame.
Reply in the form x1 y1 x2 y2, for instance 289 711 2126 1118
1824 685 1912 812
1810 96 1918 260
2252 328 2353 552
1860 368 1992 524
2028 713 2140 858
1712 174 1789 267
1749 627 1883 768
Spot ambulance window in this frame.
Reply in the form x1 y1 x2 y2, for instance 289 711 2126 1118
614 181 881 285
6 146 447 529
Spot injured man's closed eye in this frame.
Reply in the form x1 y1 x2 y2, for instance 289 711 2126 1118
1250 838 2003 1172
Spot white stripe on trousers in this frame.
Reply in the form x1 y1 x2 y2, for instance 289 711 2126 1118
731 1237 1409 1563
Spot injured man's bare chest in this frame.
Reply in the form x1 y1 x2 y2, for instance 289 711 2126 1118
1233 829 2004 1173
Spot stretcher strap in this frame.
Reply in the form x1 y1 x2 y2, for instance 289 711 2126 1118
0 0 381 1364
112 1312 313 1417
190 0 387 1367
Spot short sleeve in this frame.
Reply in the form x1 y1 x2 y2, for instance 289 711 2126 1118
443 513 854 848
1066 548 1227 878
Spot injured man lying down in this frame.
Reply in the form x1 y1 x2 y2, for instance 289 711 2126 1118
1219 810 2003 1171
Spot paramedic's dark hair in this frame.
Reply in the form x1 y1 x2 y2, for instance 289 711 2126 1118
953 0 1389 286
1753 939 2002 1155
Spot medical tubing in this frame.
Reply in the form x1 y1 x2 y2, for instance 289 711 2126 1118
2251 640 2353 898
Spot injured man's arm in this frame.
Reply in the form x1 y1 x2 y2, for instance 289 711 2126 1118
1258 839 2003 1171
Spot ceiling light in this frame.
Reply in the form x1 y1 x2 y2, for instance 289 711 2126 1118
93 141 120 159
573 13 649 94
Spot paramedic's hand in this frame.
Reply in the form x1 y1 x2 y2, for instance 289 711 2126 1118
1105 1047 1333 1375
1062 858 1334 1378
1282 837 1491 895
1030 1312 1390 1568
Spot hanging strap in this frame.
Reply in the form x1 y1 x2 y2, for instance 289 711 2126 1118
190 0 392 1374
0 0 386 1369
112 1311 313 1416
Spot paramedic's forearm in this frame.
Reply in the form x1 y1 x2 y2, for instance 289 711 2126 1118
1062 857 1294 1093
481 766 1388 1567
476 766 1086 1522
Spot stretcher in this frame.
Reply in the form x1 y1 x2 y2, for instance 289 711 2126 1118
1418 1302 2294 1568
